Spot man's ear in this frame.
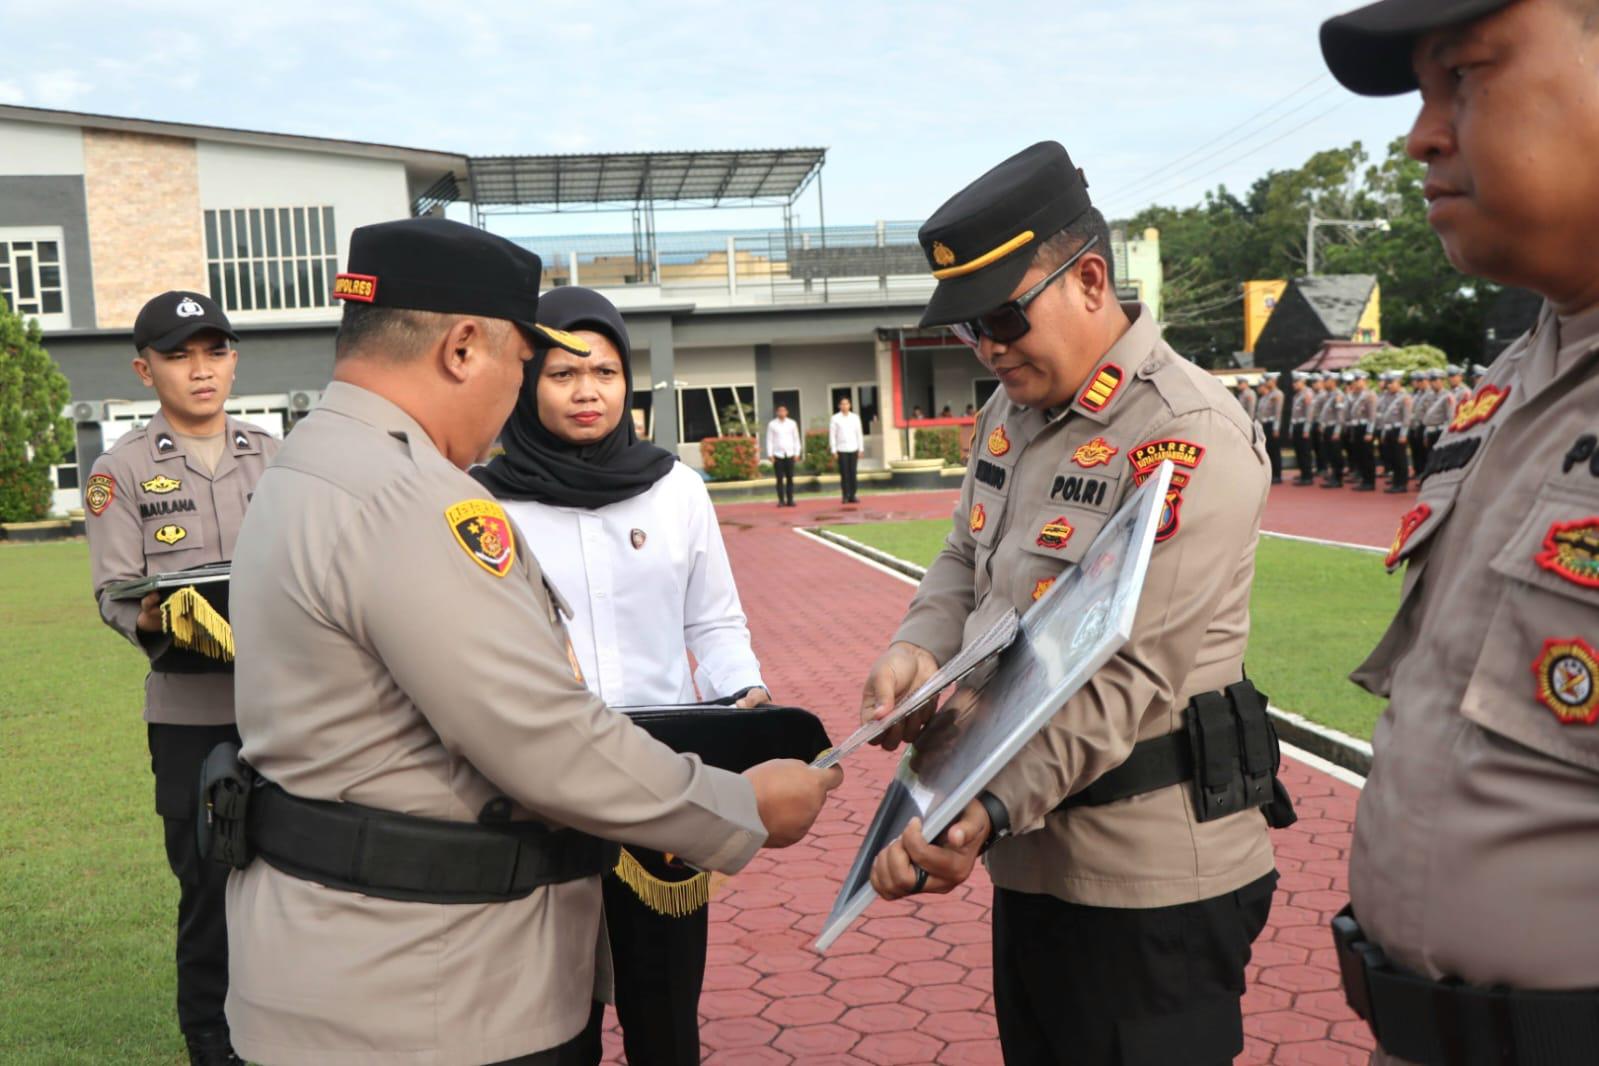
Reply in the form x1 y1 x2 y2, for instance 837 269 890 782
437 317 482 384
132 354 155 388
1078 253 1111 312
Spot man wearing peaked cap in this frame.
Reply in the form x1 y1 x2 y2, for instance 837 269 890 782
83 289 276 1065
858 141 1293 1065
1321 2 1599 1063
222 217 841 1065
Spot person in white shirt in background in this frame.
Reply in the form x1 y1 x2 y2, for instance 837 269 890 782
829 396 864 504
473 286 769 1066
765 404 802 508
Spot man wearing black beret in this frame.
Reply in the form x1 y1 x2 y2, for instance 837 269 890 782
858 142 1293 1065
1321 1 1599 1063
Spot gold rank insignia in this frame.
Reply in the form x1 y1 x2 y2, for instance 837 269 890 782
153 524 187 545
1077 363 1124 413
1533 637 1599 726
1072 437 1118 468
446 499 516 578
141 474 182 494
1535 518 1599 589
987 425 1011 457
85 473 115 516
932 240 956 267
1449 384 1511 432
1031 578 1055 602
969 502 987 534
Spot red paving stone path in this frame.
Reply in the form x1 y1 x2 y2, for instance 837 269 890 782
596 483 1406 1063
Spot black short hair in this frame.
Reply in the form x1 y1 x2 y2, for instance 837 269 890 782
1031 207 1115 288
333 303 464 361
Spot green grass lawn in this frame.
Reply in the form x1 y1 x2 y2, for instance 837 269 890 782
0 540 189 1065
820 519 1394 741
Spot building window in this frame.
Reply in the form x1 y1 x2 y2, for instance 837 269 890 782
0 227 71 330
53 446 79 491
677 384 755 443
204 207 338 312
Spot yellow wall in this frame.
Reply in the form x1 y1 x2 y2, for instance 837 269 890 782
1355 283 1382 343
1242 280 1287 352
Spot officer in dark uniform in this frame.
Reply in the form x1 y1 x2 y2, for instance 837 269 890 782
85 292 278 1065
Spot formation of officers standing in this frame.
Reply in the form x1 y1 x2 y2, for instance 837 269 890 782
1239 363 1484 494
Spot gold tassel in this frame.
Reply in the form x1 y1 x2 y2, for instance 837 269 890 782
161 587 235 662
611 847 711 917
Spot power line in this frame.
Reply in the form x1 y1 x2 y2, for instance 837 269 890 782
1099 73 1331 200
1108 83 1341 205
1103 100 1352 215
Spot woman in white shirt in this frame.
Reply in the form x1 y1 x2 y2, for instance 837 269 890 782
475 286 767 1066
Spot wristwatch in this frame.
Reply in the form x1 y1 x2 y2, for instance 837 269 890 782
976 791 1011 854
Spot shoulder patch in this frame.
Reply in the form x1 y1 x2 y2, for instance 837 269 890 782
446 499 517 577
141 474 182 495
85 473 116 516
1534 517 1599 589
1077 363 1124 412
1072 436 1118 468
1532 637 1599 726
1128 439 1204 481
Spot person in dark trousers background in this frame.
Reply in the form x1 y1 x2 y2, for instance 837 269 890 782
765 404 802 507
829 396 863 503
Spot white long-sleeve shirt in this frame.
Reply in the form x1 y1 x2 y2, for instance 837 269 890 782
829 411 864 453
501 462 764 706
765 417 802 460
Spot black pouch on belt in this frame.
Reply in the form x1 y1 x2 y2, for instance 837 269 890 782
196 740 258 868
1185 681 1297 829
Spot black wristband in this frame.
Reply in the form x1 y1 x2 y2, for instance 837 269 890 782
976 791 1010 854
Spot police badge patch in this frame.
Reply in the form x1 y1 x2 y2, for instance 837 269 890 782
141 474 182 494
969 502 986 534
446 499 517 577
1035 516 1075 551
1071 436 1118 468
153 524 187 545
1532 637 1599 726
85 473 116 516
987 425 1012 457
1534 517 1599 589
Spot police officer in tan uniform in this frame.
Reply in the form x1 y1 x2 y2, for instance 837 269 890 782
222 218 840 1066
1309 371 1334 478
855 142 1292 1065
1290 371 1316 484
85 290 277 1066
1405 368 1432 474
1419 367 1455 461
1257 374 1285 484
1347 369 1380 490
1322 2 1599 1062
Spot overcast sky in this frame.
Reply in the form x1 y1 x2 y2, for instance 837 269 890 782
0 0 1418 237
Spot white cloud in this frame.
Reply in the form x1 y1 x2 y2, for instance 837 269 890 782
30 69 94 108
0 80 24 104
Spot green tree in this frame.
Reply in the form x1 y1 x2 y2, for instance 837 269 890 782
1357 343 1448 377
0 296 74 521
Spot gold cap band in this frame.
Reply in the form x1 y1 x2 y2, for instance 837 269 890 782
931 230 1035 280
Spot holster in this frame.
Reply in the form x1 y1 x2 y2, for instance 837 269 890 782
196 740 257 868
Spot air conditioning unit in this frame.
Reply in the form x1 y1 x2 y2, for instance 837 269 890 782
72 401 106 422
289 389 322 412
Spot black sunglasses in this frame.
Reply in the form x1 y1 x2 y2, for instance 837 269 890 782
950 235 1101 349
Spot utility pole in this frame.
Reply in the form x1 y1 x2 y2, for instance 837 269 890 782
1306 209 1391 275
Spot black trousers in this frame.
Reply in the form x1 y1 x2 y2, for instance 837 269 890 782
602 868 710 1066
1290 425 1312 481
148 722 239 1036
491 1001 604 1065
1384 428 1409 487
992 873 1277 1066
1310 425 1326 474
772 456 796 504
1262 423 1282 482
1325 429 1346 481
837 450 859 502
1408 427 1426 474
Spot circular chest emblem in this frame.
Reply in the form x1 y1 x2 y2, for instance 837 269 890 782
987 426 1011 457
1533 638 1599 726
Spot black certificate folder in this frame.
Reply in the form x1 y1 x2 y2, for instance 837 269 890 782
618 704 833 772
106 562 234 673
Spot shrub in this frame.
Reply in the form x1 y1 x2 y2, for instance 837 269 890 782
699 436 759 481
802 430 836 475
1357 343 1448 378
913 427 962 466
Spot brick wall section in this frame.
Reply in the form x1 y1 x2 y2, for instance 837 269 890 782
82 129 205 329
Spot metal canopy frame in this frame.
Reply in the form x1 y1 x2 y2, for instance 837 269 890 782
467 147 828 293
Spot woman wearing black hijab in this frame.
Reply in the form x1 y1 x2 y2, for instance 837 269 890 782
475 286 769 1066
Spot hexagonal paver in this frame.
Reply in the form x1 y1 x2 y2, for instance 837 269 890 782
838 1002 928 1034
700 1015 781 1051
889 959 966 986
852 1030 948 1066
818 952 896 981
704 1047 792 1066
755 969 833 999
1244 1009 1329 1045
1259 963 1342 994
762 993 846 1028
828 976 911 1006
771 1022 861 1058
876 936 950 964
1271 1039 1371 1064
916 982 988 1014
700 987 770 1020
920 1009 998 1044
937 1039 1006 1066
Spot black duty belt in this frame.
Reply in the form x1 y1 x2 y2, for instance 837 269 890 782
249 782 618 904
1332 906 1599 1065
1058 680 1296 828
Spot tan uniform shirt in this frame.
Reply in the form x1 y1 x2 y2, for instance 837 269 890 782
1257 388 1283 427
1408 388 1430 428
1350 387 1378 433
1351 301 1599 988
85 410 278 725
1290 388 1311 425
1421 386 1455 429
1310 388 1333 427
1238 385 1258 419
225 382 767 1065
895 305 1275 908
